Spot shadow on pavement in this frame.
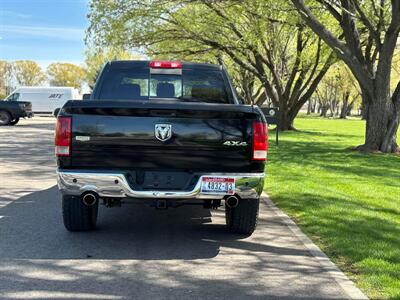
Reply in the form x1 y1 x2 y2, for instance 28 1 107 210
0 186 314 261
0 187 350 299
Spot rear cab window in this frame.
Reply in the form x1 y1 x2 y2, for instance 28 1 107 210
96 61 233 104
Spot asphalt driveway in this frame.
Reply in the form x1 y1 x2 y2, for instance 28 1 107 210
0 117 366 299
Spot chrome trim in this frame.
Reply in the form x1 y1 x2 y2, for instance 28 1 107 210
57 170 265 200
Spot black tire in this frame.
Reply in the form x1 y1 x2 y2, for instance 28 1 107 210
225 198 260 235
0 110 12 126
9 118 20 125
62 195 98 231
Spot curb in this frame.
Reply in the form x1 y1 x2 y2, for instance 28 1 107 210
262 192 368 300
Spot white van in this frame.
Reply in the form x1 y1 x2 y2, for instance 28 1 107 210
5 87 81 114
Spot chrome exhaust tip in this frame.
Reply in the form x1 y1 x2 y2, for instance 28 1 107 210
225 195 239 208
82 192 98 206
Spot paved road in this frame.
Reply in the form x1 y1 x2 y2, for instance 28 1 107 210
0 118 365 299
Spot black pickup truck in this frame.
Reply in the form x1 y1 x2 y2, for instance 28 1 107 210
56 60 268 235
0 96 33 125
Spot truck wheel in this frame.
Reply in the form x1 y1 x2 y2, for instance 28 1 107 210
0 110 11 126
62 195 98 231
225 198 259 235
9 118 20 125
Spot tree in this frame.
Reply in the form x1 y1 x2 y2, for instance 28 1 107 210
86 0 335 130
84 47 140 88
12 60 46 86
0 60 14 96
46 63 86 89
316 62 361 118
338 66 361 119
291 0 400 152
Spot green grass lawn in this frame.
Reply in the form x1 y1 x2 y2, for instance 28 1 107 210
264 117 400 299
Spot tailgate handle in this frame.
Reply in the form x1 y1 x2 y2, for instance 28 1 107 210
151 110 177 117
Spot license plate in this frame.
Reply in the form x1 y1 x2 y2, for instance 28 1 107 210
201 177 235 195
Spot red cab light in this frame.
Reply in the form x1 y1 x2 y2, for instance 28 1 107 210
150 61 182 69
252 121 268 161
55 117 71 156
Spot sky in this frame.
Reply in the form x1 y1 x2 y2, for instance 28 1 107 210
0 0 89 69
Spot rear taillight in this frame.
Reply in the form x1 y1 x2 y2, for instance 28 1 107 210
252 121 268 161
150 61 182 69
55 117 71 156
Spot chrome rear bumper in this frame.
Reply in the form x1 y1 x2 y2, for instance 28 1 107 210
57 170 265 200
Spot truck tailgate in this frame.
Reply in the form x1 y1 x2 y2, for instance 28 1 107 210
67 101 261 173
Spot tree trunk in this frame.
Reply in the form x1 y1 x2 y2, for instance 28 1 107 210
311 100 317 113
381 84 400 153
320 103 328 117
358 91 399 153
360 99 368 120
340 92 350 119
278 110 296 131
329 101 334 117
346 100 355 117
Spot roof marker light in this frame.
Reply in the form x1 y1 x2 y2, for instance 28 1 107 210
150 61 182 69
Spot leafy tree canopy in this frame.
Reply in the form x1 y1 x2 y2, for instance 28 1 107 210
46 63 86 89
12 60 46 86
87 0 335 130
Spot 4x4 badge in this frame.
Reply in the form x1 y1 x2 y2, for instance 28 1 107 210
223 141 247 146
155 124 172 142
